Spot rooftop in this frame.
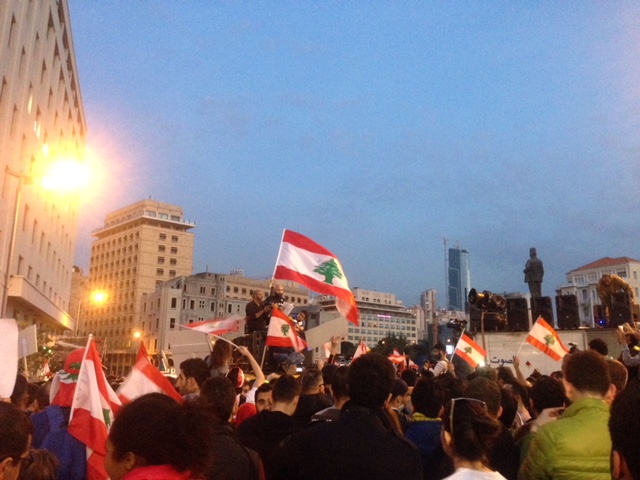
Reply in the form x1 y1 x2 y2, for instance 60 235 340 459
568 256 640 274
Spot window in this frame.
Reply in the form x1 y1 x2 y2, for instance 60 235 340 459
169 270 176 277
190 300 195 309
210 302 215 312
170 318 176 329
228 304 233 313
159 233 167 240
200 286 206 294
198 300 206 309
170 258 177 266
156 268 164 276
171 235 179 243
158 245 166 252
157 256 165 264
170 247 178 254
160 213 168 219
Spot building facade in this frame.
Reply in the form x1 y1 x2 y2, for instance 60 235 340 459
448 247 470 312
0 0 86 335
313 287 418 347
557 257 640 327
140 272 309 358
83 200 195 374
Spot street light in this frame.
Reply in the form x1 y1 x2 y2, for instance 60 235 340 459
75 290 108 336
1 158 89 319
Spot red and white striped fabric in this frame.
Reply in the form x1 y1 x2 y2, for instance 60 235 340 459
68 337 121 480
274 230 359 326
526 316 569 361
267 308 308 352
454 333 487 368
117 342 183 405
352 340 369 360
388 349 406 365
183 314 243 336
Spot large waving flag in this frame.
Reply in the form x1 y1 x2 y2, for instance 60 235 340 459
526 316 569 361
183 314 243 336
274 230 360 325
117 343 183 405
352 339 369 360
454 333 487 368
389 349 406 366
68 337 121 480
267 308 308 352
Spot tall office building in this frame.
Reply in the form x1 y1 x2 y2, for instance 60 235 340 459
448 247 470 312
83 200 195 374
0 1 86 334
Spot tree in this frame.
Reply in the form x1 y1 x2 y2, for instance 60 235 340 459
371 332 408 356
314 259 344 285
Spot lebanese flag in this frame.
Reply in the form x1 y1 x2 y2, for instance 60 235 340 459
526 316 569 361
183 314 243 336
266 308 308 352
455 333 487 368
274 230 360 326
68 337 121 480
352 340 369 360
389 349 406 365
117 343 183 405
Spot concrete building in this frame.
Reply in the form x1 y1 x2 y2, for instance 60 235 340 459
448 247 470 312
83 199 195 374
0 0 86 335
557 256 640 327
313 287 417 347
140 272 309 359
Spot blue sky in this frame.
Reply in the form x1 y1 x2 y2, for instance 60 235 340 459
69 2 640 306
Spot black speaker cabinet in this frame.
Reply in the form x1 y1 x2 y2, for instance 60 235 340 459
610 292 633 327
531 296 554 326
470 305 507 332
556 294 580 329
506 297 529 331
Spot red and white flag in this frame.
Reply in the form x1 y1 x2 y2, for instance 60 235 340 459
68 337 121 480
183 314 243 336
267 308 308 352
389 349 406 365
117 342 183 405
526 316 569 361
454 333 487 368
352 339 369 360
274 230 360 326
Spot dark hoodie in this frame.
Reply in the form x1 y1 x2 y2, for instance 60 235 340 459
237 410 302 477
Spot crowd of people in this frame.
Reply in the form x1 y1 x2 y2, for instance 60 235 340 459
3 318 640 479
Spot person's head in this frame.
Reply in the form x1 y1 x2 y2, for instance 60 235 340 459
209 340 233 369
251 290 265 303
10 375 29 411
176 358 210 395
279 351 304 375
400 368 418 387
0 402 32 480
432 343 446 360
106 394 209 480
464 377 502 418
606 359 628 400
498 387 518 428
271 375 301 406
411 377 444 418
503 379 530 411
496 366 516 387
389 379 409 409
601 274 613 287
528 376 567 415
199 376 237 423
255 383 274 413
297 310 308 323
16 449 58 480
589 338 609 357
348 353 395 409
610 384 640 480
329 366 349 402
274 284 284 296
300 368 324 395
529 247 537 258
562 349 611 400
442 397 501 464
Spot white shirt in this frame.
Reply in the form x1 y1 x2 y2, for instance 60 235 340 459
443 467 507 480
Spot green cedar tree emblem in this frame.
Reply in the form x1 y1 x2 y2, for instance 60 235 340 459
314 258 344 285
464 346 472 355
280 323 290 337
544 334 555 346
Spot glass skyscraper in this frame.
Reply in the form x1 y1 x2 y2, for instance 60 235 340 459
448 248 471 312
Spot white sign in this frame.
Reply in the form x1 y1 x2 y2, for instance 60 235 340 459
0 319 19 398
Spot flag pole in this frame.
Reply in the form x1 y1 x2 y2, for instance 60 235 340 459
516 316 537 358
271 229 287 282
450 328 465 363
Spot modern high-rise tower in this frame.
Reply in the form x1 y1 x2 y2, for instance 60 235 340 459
0 0 86 334
448 247 470 312
83 200 195 374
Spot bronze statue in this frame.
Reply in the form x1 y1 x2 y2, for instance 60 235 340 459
524 247 544 298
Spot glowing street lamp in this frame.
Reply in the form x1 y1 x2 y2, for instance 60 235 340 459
75 289 108 336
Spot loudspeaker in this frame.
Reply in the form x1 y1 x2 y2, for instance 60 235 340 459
469 305 507 332
556 295 580 329
593 305 608 327
610 292 633 327
532 296 555 326
506 298 529 331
